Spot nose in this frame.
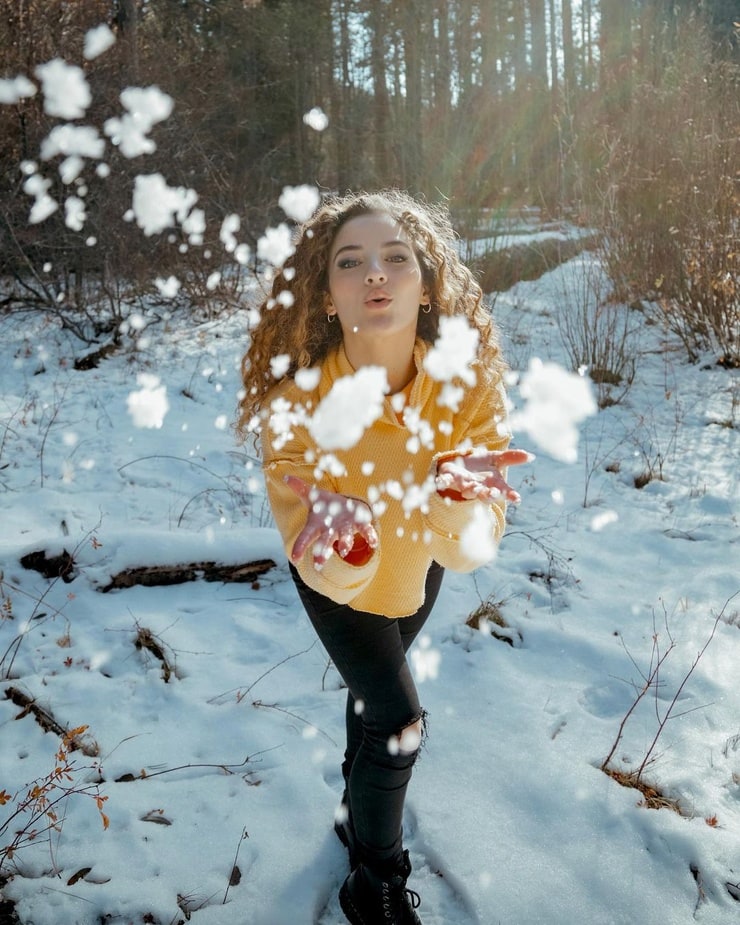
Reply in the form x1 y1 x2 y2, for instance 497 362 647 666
364 259 387 286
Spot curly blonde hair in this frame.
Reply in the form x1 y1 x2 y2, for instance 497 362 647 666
237 189 503 438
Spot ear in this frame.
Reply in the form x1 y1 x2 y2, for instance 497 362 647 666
421 288 430 305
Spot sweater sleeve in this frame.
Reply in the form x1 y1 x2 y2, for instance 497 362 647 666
420 372 511 572
260 405 379 604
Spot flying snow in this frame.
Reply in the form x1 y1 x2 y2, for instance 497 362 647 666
295 368 321 391
279 185 320 223
0 76 36 104
64 197 86 231
23 173 57 224
459 503 499 563
40 124 106 162
84 24 116 60
424 316 479 386
257 224 295 267
509 358 597 463
131 173 198 236
154 276 181 299
104 86 174 158
126 374 170 429
303 107 329 131
35 60 91 119
307 367 388 451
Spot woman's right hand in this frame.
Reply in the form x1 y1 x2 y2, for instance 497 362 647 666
284 475 378 569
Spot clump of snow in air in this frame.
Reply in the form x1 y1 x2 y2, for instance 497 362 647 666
155 276 181 299
104 86 174 158
0 76 37 104
270 354 291 379
424 316 479 386
23 172 57 224
40 124 105 162
35 60 91 119
279 185 320 223
303 106 329 131
295 368 321 391
257 223 295 267
307 367 388 451
126 374 170 429
131 173 198 236
220 214 240 253
590 509 619 532
459 503 498 563
84 24 116 60
64 196 86 231
509 358 597 463
410 635 441 683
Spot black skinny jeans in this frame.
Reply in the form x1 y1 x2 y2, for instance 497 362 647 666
289 561 444 869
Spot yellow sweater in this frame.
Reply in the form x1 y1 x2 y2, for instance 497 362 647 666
260 338 511 617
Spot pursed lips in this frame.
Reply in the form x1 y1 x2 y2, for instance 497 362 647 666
364 289 392 307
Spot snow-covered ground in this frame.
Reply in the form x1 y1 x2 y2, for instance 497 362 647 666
0 249 738 925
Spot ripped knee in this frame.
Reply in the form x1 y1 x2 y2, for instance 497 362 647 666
388 710 427 758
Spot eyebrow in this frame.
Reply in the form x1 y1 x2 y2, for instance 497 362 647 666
333 239 411 258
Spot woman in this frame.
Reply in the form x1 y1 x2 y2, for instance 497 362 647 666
237 190 529 925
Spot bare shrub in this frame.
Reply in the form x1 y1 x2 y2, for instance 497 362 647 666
590 17 739 365
556 252 638 408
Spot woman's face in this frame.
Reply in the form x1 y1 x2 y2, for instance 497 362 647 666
326 211 429 347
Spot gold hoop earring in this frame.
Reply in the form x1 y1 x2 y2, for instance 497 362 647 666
327 312 336 323
421 303 432 314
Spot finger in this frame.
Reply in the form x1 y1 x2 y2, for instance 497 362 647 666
312 540 335 570
290 522 324 562
490 449 535 468
335 524 356 558
284 474 312 504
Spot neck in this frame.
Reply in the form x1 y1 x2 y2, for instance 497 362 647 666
342 331 417 394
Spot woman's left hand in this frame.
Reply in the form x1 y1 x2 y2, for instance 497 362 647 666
435 448 533 503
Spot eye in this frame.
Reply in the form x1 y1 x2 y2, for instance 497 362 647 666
386 253 408 263
337 257 361 269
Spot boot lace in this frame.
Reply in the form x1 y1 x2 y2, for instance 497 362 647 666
381 877 421 921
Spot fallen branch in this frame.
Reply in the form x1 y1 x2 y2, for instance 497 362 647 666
101 558 275 592
4 687 99 756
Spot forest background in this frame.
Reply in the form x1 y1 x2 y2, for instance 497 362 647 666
0 0 738 367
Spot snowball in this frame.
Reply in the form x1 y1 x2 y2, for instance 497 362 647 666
84 24 116 60
307 366 388 451
509 358 597 463
126 374 169 429
423 315 479 386
41 124 105 162
35 60 91 119
303 107 329 131
257 224 295 267
131 174 198 236
0 76 37 104
279 185 320 223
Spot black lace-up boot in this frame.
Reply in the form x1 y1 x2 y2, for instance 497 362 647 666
339 849 422 925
